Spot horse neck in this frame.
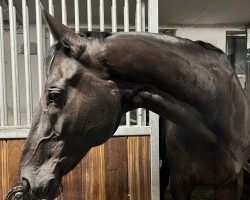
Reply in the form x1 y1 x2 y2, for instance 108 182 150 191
104 34 231 145
105 34 222 112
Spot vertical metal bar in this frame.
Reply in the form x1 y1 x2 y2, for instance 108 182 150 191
135 0 141 32
22 0 33 125
124 0 129 32
61 0 67 25
150 112 160 200
148 0 158 33
137 108 142 126
48 0 55 45
0 5 7 126
36 0 44 97
141 0 146 32
99 0 104 31
246 28 250 98
87 0 92 31
126 112 131 126
111 0 117 32
148 1 159 199
9 0 21 126
74 0 80 32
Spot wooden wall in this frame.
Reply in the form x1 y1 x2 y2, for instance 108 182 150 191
0 136 151 200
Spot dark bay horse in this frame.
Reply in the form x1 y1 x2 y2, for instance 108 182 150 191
19 5 250 200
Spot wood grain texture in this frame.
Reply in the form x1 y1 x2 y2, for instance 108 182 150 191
104 137 128 200
128 136 151 200
0 137 151 200
0 140 25 199
81 144 106 200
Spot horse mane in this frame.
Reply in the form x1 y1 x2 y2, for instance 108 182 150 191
195 40 225 54
79 31 113 39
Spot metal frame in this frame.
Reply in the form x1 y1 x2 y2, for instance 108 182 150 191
0 1 160 199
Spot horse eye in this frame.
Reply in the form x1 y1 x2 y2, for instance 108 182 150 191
48 90 62 102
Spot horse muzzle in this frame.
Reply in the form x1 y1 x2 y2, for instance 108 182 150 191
20 175 63 200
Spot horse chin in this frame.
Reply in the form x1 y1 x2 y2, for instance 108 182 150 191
28 182 63 200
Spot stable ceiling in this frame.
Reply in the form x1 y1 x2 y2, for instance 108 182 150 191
2 0 250 27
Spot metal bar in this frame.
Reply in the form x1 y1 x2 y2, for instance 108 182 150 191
0 126 151 139
48 0 55 45
74 0 80 32
137 108 142 126
246 28 250 98
114 126 151 136
148 0 158 33
126 112 131 126
61 0 67 25
149 111 160 200
0 5 7 126
22 0 33 125
135 0 141 32
35 0 44 97
123 0 129 32
87 0 92 31
9 0 21 126
148 1 159 198
99 0 104 31
0 127 30 139
111 0 117 32
141 0 146 32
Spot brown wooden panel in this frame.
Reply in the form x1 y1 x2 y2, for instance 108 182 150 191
81 144 106 200
0 140 7 200
128 136 151 200
104 137 128 200
7 140 25 189
61 163 83 200
0 140 25 199
0 136 151 200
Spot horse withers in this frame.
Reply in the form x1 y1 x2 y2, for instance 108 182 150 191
19 4 250 200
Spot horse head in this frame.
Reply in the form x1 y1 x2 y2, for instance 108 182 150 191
19 6 124 199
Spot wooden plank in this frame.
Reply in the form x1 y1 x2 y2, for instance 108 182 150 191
0 140 7 200
0 140 24 199
128 136 151 200
7 140 25 189
104 137 128 200
81 144 106 200
60 163 83 200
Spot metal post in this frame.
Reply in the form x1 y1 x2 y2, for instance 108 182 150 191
148 0 158 33
0 4 7 126
124 0 129 32
22 0 33 125
48 0 55 45
9 0 21 126
148 0 160 199
111 0 117 32
246 28 250 98
74 0 80 32
99 0 104 31
87 0 92 31
135 0 141 32
35 0 44 97
141 0 146 32
61 0 67 25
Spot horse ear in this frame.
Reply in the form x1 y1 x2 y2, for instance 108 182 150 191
39 1 85 57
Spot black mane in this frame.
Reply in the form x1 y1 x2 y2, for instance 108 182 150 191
195 40 224 54
79 31 113 39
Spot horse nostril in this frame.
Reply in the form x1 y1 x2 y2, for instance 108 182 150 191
21 178 30 192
